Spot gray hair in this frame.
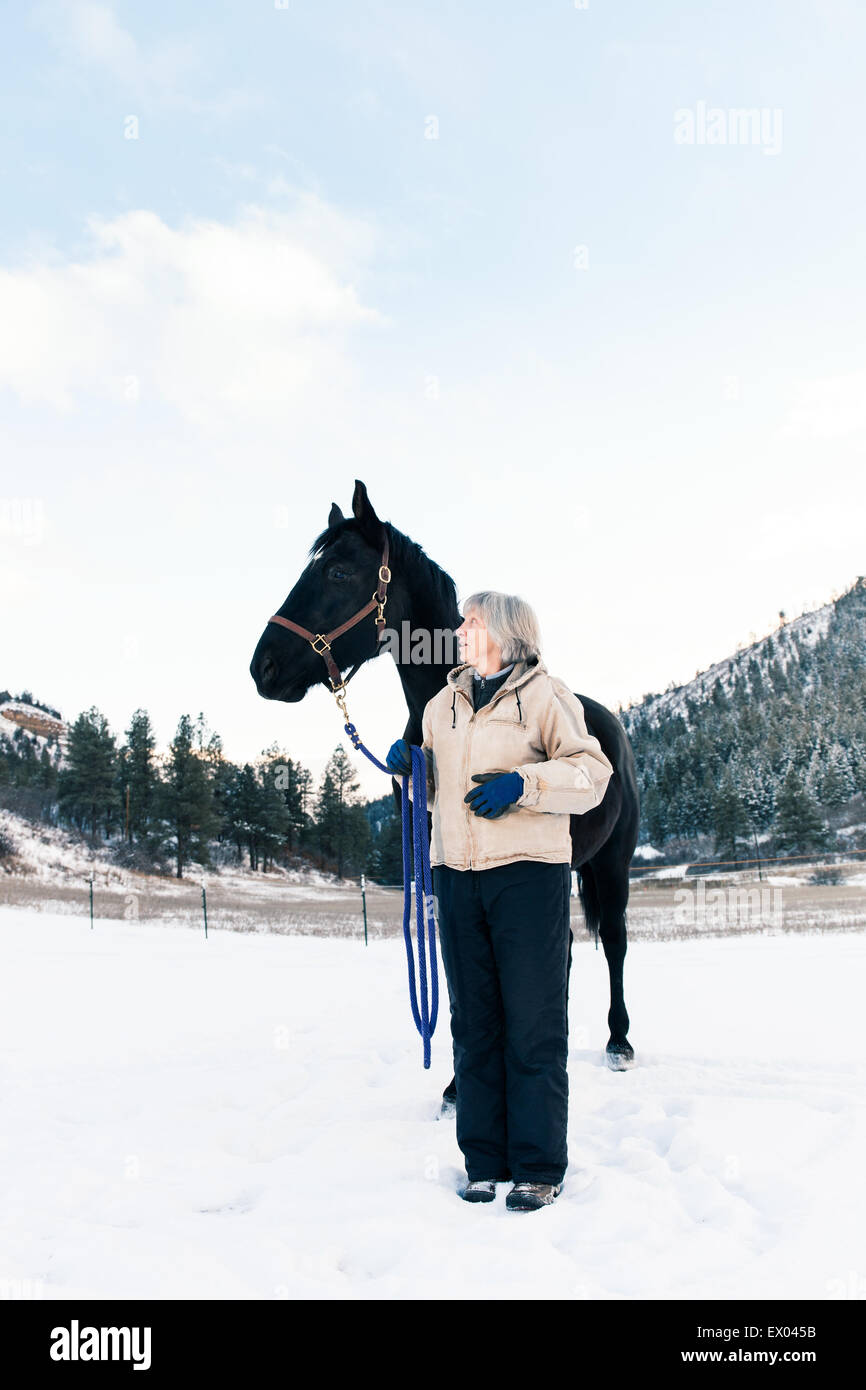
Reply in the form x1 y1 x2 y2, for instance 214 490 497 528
460 591 543 663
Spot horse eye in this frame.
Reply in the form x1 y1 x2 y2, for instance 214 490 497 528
328 566 351 582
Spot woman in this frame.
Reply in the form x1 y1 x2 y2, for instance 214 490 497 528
387 593 614 1213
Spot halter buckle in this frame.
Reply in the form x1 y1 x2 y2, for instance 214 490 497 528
372 586 388 626
378 564 392 584
311 633 331 655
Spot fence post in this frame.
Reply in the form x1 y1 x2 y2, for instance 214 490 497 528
201 876 208 939
753 830 763 882
361 873 368 946
89 870 94 929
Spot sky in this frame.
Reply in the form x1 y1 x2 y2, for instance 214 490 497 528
1 0 865 800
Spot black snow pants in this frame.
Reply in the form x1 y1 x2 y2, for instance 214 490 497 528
432 859 572 1186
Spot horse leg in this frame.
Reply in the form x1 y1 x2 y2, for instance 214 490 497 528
584 857 634 1070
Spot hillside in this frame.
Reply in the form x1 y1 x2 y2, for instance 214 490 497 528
0 692 65 760
620 576 866 858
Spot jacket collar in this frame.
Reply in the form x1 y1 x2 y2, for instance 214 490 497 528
473 661 514 684
447 653 546 711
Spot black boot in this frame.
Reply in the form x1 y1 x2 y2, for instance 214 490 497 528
506 1181 563 1212
459 1180 497 1203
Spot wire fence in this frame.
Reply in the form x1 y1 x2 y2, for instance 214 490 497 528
630 846 866 877
3 847 865 946
374 845 866 887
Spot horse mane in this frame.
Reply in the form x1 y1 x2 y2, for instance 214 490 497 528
306 519 461 622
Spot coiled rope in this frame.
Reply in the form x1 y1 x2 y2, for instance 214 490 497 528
344 723 439 1068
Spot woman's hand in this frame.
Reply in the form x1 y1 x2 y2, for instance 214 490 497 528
464 770 524 818
386 738 412 777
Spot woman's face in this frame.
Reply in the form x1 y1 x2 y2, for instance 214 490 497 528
456 607 494 669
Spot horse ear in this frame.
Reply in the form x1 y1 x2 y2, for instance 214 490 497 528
328 502 344 527
351 479 385 546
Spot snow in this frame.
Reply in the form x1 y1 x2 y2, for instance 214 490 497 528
642 863 691 881
792 601 835 649
1 905 863 1300
0 809 118 883
0 808 347 896
762 874 812 887
0 699 61 721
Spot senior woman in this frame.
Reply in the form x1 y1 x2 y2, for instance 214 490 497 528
387 593 614 1213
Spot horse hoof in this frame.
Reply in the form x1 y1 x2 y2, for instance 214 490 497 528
605 1043 635 1071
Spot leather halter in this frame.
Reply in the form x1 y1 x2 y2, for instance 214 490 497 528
267 534 391 693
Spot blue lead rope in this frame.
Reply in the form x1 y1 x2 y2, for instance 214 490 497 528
344 723 439 1068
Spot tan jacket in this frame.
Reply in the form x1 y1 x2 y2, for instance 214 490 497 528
396 655 614 870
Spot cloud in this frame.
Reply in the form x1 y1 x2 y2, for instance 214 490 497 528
0 197 386 427
34 1 186 83
31 1 261 115
59 0 138 69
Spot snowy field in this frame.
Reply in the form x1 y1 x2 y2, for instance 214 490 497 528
1 905 864 1301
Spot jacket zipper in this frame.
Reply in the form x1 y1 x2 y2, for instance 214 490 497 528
465 706 476 869
451 667 535 870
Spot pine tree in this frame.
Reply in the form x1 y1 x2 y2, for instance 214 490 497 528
314 767 339 869
119 709 158 847
818 743 856 808
373 803 407 884
675 770 702 839
207 739 236 852
57 707 119 846
255 749 293 871
805 743 825 801
161 714 220 878
747 656 765 701
314 745 369 879
849 738 866 796
267 746 313 852
641 784 669 846
740 759 775 833
227 764 261 869
712 766 748 860
710 678 729 713
775 765 829 854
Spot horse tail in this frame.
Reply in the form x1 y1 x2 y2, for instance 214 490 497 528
575 862 601 949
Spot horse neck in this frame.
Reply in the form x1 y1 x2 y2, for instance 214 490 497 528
391 573 461 739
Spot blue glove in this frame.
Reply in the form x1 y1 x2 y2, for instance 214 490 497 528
464 770 524 818
386 738 412 776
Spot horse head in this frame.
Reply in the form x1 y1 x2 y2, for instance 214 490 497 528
250 479 395 703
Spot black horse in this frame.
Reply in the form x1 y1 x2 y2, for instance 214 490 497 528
250 480 639 1092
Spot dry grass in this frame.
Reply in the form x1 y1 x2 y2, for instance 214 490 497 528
2 863 865 943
